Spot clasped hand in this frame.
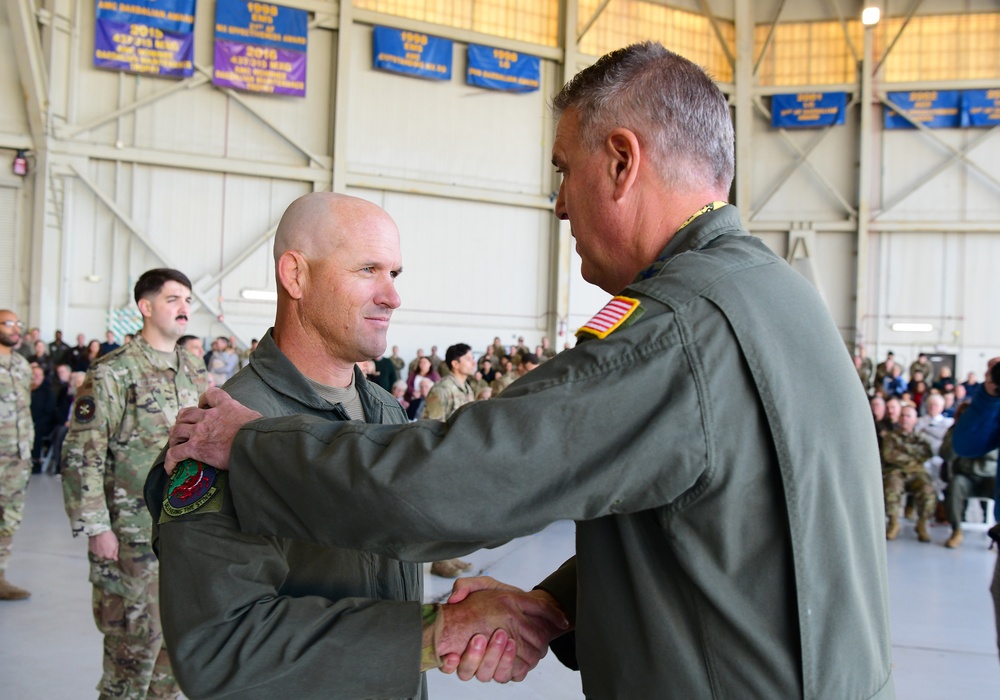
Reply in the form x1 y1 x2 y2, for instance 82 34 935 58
437 576 570 683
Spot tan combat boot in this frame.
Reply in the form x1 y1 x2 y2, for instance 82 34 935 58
904 504 915 520
915 517 931 543
945 528 963 549
0 573 30 600
886 515 900 541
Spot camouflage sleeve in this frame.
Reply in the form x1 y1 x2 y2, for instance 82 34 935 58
422 387 447 421
879 433 902 469
61 363 122 538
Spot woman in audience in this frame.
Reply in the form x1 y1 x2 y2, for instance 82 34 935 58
406 376 434 420
27 340 53 379
405 356 439 402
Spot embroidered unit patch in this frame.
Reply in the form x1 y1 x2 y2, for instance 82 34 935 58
73 396 97 424
576 296 642 340
164 459 220 517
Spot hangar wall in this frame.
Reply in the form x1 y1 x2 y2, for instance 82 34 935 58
1 0 999 374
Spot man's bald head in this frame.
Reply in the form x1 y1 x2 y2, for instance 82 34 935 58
273 193 393 264
270 192 403 385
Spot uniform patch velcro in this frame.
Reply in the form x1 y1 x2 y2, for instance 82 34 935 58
73 396 97 424
576 296 642 340
163 459 222 518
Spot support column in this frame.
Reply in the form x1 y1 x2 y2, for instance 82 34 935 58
855 26 875 350
733 0 753 225
331 0 351 193
548 0 580 343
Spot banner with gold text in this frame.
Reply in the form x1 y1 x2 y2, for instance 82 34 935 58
213 0 308 96
771 92 846 128
373 26 452 80
884 91 961 129
94 0 196 78
962 89 1000 128
466 44 540 93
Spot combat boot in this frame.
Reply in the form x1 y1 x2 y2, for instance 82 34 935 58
904 503 915 520
945 528 963 549
915 517 931 543
0 573 30 600
886 515 900 541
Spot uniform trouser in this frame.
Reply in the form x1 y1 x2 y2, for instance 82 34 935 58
89 540 178 699
945 473 996 530
0 456 31 572
884 469 936 519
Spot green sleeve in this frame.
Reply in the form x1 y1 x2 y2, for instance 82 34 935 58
228 311 708 562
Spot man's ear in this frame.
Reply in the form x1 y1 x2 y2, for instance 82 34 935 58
277 250 307 300
137 298 152 319
606 128 641 201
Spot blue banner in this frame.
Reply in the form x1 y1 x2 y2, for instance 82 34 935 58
213 0 308 97
373 26 452 81
962 89 1000 128
466 44 540 93
884 90 961 129
215 0 307 53
771 92 846 128
94 0 196 77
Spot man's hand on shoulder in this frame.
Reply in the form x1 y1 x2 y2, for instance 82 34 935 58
165 387 262 475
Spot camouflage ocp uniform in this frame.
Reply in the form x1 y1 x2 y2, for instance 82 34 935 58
423 374 474 421
0 351 33 574
881 429 935 519
62 334 207 699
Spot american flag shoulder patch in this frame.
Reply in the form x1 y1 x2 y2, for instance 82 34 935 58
576 296 642 340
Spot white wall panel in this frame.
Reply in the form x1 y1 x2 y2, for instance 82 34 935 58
344 186 552 358
346 23 552 194
814 231 856 336
566 244 610 335
867 230 1000 376
0 3 30 138
751 109 859 222
881 130 987 221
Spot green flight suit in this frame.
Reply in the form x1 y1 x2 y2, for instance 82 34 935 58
220 206 894 699
146 330 425 700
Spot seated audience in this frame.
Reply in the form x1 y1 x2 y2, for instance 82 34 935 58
405 356 439 402
882 404 935 542
883 365 906 399
406 376 433 421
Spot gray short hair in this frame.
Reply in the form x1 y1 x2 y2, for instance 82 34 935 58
553 42 734 193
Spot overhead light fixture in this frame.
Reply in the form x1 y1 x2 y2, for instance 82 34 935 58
241 288 277 301
13 150 28 176
862 2 882 26
891 322 933 332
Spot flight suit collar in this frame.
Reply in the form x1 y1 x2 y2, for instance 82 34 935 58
247 329 383 422
633 204 743 284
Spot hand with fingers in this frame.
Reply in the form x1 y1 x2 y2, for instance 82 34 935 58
165 387 261 474
437 576 571 683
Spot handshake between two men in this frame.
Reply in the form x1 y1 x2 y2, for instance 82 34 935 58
151 385 570 697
